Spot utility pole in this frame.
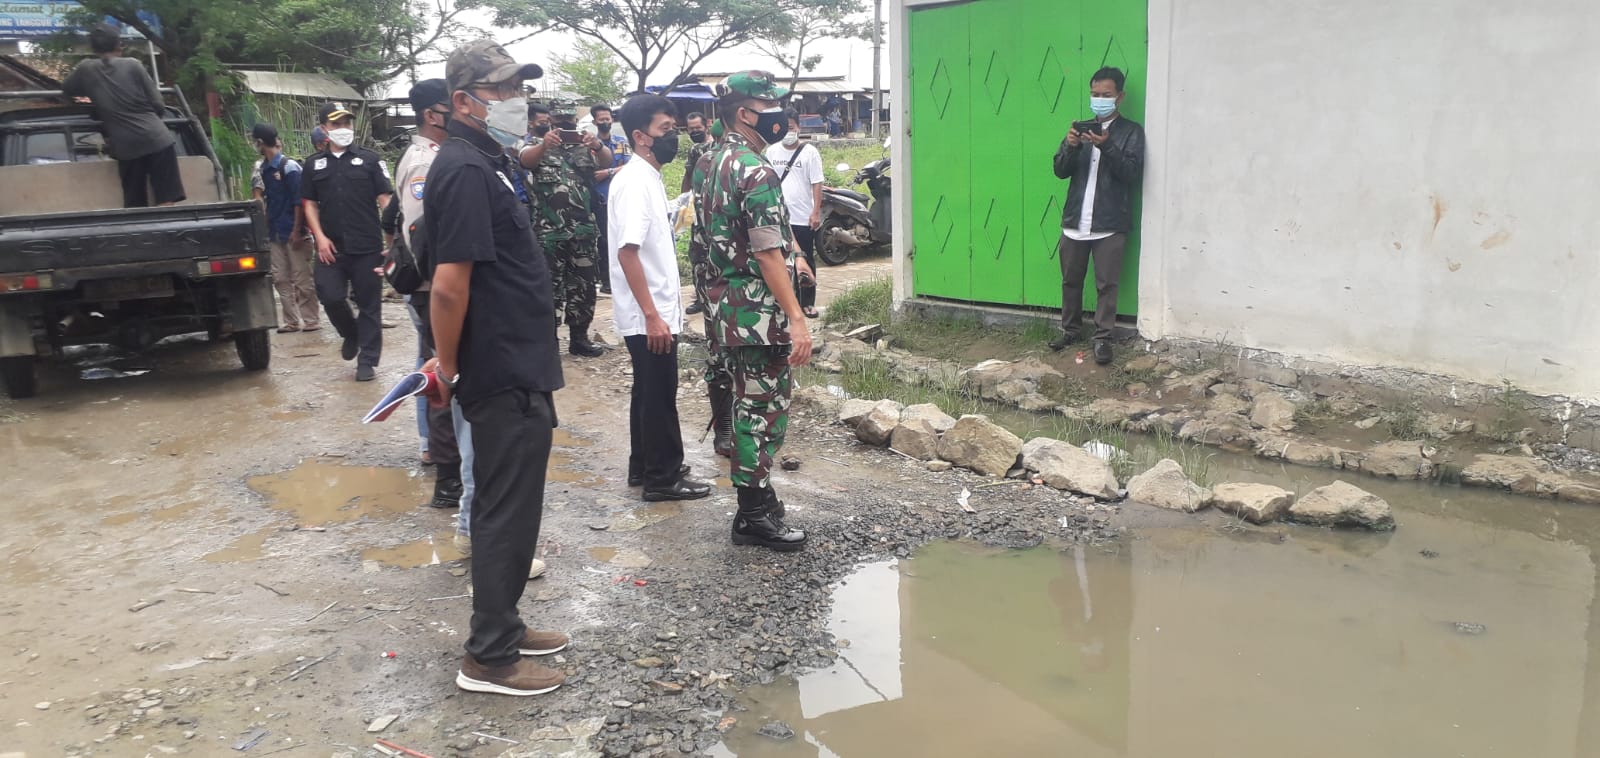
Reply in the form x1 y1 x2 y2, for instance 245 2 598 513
871 0 882 139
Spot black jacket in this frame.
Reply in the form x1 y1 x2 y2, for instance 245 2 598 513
1053 117 1146 235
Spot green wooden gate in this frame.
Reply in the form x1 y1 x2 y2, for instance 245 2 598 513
908 0 1146 315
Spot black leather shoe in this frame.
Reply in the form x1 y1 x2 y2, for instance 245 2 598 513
1049 330 1079 352
356 364 376 382
1093 339 1114 365
341 337 359 361
763 486 787 520
643 478 712 502
430 477 463 508
629 464 690 488
685 301 705 315
731 487 806 552
569 339 605 358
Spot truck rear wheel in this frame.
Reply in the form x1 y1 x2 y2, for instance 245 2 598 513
1 356 37 399
235 330 271 371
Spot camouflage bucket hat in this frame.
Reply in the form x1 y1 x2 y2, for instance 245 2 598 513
718 71 789 101
447 39 544 92
548 99 578 117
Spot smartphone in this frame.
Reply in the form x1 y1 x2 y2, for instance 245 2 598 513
558 129 584 144
1073 120 1102 136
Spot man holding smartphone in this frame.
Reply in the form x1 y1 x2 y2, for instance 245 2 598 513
520 100 613 357
1052 66 1146 365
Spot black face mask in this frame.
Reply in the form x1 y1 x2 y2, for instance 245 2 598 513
689 130 707 144
647 130 680 165
532 124 551 136
596 121 612 134
746 107 789 146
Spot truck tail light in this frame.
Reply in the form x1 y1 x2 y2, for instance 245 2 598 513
1 273 53 292
198 256 259 275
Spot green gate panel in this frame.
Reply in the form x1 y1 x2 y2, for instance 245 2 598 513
965 0 1025 304
907 3 973 302
909 0 1148 318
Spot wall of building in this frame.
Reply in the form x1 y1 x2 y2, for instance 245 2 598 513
894 0 1600 401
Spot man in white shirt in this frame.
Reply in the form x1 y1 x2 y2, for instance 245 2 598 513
1051 66 1146 364
609 94 712 502
763 109 825 318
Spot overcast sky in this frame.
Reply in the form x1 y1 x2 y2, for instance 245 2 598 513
385 8 892 100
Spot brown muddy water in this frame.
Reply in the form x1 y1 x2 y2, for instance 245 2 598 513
716 443 1600 757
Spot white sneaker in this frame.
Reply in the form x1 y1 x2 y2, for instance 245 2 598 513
528 558 547 580
453 533 472 558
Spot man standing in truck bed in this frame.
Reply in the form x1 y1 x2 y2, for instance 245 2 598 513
62 24 185 208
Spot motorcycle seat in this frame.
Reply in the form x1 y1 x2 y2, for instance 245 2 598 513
824 187 870 204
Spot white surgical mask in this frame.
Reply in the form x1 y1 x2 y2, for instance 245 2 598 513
469 93 529 148
781 132 800 148
328 128 355 148
1089 96 1117 118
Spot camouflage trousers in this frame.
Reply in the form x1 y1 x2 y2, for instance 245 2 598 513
727 345 793 489
545 236 598 335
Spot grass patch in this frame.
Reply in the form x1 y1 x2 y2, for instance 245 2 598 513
1293 398 1338 428
822 276 893 329
1486 378 1532 443
1382 398 1428 441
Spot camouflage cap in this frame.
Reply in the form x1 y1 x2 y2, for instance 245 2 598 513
446 39 543 92
548 99 578 117
718 71 789 101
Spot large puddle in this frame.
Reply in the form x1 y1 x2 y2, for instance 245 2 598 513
719 469 1600 756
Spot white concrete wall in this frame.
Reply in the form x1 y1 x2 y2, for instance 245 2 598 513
895 0 1600 400
1140 0 1600 400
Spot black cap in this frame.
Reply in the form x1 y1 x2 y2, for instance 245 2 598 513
408 78 450 114
317 102 355 124
250 123 279 145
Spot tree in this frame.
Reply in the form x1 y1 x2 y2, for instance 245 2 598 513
500 0 863 93
550 39 628 104
752 2 871 92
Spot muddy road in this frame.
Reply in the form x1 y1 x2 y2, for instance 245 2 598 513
3 258 1115 757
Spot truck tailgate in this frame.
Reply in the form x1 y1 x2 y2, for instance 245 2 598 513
0 201 266 273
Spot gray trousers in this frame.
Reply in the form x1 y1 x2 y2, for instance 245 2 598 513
1058 233 1127 341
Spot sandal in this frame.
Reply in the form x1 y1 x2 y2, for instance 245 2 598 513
276 324 300 333
802 307 819 319
300 323 322 332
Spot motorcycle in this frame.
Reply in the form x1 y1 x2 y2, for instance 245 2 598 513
816 141 892 266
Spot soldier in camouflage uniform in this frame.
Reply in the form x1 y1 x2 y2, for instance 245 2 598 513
520 100 612 357
691 71 815 552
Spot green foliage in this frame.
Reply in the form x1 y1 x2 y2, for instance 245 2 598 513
208 117 256 200
552 40 628 106
1293 398 1337 428
510 0 866 91
1487 378 1532 443
822 276 892 328
1382 398 1427 441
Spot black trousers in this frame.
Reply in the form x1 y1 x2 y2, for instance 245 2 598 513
592 196 612 289
118 144 186 207
790 224 817 309
625 335 684 488
408 292 460 467
314 251 383 367
1058 233 1127 342
460 388 554 666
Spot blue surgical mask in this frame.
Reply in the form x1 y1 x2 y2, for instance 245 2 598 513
467 92 528 148
1089 96 1117 118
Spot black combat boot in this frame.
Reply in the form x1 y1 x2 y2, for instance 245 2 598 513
763 486 787 520
731 486 806 552
709 383 735 458
569 328 605 358
430 462 463 509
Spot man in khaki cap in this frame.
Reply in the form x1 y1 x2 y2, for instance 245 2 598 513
422 38 568 698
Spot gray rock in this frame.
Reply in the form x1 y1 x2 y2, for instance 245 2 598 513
1015 393 1060 413
1162 369 1224 400
1354 415 1383 430
1212 483 1295 524
1250 392 1298 432
1126 459 1213 512
1355 441 1435 480
856 401 903 446
1176 416 1249 446
1021 438 1120 500
1422 413 1475 439
1125 354 1161 373
838 399 876 428
757 722 795 741
1209 392 1252 416
1288 481 1394 530
961 358 1069 403
1459 454 1553 490
1252 433 1348 469
1071 398 1161 426
925 460 953 473
1237 359 1301 388
937 415 1024 477
889 418 941 461
901 403 957 434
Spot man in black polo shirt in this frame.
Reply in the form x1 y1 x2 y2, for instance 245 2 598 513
424 39 568 698
302 102 393 381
